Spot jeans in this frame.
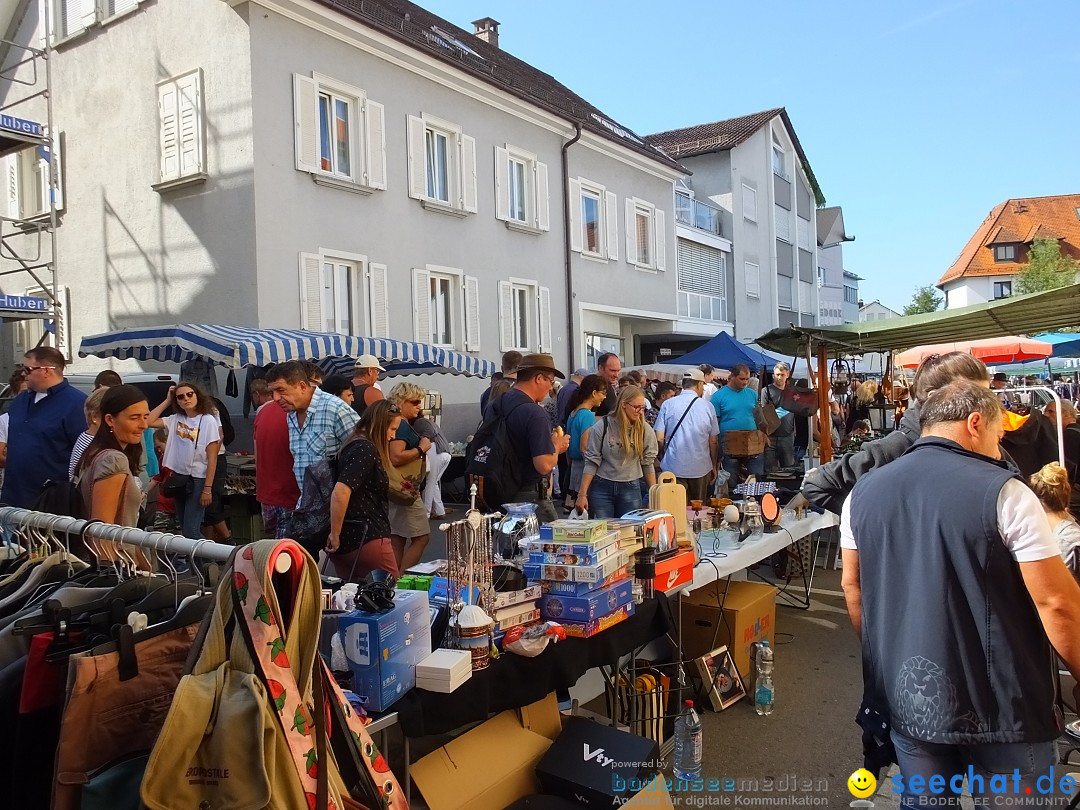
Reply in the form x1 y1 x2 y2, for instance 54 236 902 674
765 433 795 470
587 477 643 519
890 730 1060 808
173 476 207 539
509 486 558 523
722 453 764 485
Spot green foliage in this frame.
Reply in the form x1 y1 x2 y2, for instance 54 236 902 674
902 285 943 315
1013 238 1079 295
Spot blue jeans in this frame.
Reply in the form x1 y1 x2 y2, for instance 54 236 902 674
173 476 207 539
721 453 764 484
588 477 643 519
890 730 1059 808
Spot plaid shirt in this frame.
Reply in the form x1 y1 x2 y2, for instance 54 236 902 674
287 387 359 490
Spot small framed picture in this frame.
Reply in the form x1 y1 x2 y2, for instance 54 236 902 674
694 645 746 712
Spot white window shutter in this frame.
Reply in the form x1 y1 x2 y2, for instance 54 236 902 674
412 268 432 343
176 70 204 177
493 146 509 222
538 286 552 353
655 208 666 271
5 156 18 220
293 74 319 173
298 253 322 329
498 280 514 351
625 198 638 265
536 161 550 232
369 263 390 338
461 134 477 213
464 275 481 352
407 115 426 200
158 80 180 183
52 285 71 359
568 179 581 253
363 99 387 190
605 191 619 261
49 135 64 212
79 0 96 29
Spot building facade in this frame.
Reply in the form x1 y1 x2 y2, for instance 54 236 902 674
814 206 858 325
857 300 900 322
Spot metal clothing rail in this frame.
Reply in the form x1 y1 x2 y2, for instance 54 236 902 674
0 507 236 563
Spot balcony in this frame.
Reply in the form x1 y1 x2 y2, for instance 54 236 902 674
675 192 722 237
677 290 727 322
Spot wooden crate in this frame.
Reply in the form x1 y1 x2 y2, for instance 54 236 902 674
723 429 765 457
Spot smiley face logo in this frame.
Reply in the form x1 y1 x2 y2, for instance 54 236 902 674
847 768 877 799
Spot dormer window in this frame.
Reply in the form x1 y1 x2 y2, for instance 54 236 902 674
993 244 1016 262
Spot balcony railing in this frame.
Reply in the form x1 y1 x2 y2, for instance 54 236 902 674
675 192 722 237
677 290 727 322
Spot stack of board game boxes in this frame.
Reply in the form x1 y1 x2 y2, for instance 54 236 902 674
491 584 543 646
524 519 635 638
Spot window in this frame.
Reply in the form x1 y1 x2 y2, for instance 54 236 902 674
294 74 386 191
569 178 618 261
499 280 551 352
844 285 858 304
16 285 70 360
624 198 667 271
772 146 786 178
407 114 477 213
429 275 453 345
298 252 389 337
494 145 550 231
104 0 139 19
742 184 757 222
993 244 1017 262
800 281 813 314
4 135 63 220
775 204 791 243
677 241 726 321
412 267 481 351
745 261 760 298
54 0 145 38
993 281 1012 300
817 267 825 288
156 70 206 188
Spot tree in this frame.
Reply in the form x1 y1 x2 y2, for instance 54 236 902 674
903 285 943 315
1013 238 1080 295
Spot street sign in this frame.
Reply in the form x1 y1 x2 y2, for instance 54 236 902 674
0 114 44 138
0 294 48 313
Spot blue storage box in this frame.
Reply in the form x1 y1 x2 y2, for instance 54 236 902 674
538 577 633 622
334 589 431 711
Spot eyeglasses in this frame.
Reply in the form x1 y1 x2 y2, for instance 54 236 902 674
21 365 56 374
625 403 646 412
175 391 196 400
539 373 556 384
406 399 423 406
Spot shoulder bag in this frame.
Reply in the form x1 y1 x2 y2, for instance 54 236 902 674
657 397 697 463
387 436 426 506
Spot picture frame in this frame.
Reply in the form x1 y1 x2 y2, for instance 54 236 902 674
694 645 746 712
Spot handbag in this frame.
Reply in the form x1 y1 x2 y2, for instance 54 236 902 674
758 403 782 435
779 386 818 418
161 473 193 496
386 453 425 505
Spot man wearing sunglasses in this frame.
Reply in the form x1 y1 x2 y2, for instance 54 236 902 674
2 347 88 507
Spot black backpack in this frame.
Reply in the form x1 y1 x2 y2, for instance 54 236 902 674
465 395 528 511
290 455 338 556
30 478 84 520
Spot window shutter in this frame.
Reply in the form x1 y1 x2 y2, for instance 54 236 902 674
60 0 94 38
412 268 432 343
538 286 552 353
796 218 810 251
369 263 389 337
461 134 477 213
464 275 481 351
298 253 322 329
625 198 638 265
110 0 138 15
4 156 18 220
743 184 757 221
605 191 619 261
498 280 514 351
493 146 509 222
536 161 550 232
52 285 71 359
363 99 387 190
157 80 180 183
745 261 760 298
775 204 791 243
655 208 666 271
407 115 426 200
79 0 96 29
292 74 319 174
176 70 204 177
568 179 581 252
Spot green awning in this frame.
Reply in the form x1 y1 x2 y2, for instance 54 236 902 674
756 283 1080 356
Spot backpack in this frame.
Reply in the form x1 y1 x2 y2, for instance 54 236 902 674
290 456 338 556
30 478 84 520
466 395 528 511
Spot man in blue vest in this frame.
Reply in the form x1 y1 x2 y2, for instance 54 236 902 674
841 380 1080 805
2 347 87 507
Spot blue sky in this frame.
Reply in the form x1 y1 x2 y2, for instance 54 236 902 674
421 0 1080 312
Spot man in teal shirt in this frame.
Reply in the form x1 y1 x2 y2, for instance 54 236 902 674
711 363 766 482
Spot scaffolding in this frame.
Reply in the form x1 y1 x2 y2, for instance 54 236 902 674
0 5 61 355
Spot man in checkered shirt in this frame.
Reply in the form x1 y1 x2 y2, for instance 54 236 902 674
266 360 359 493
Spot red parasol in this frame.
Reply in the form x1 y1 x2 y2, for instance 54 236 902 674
895 336 1053 369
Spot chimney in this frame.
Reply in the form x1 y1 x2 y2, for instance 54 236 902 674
472 17 500 48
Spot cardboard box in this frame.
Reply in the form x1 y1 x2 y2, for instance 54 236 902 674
494 604 540 631
679 580 776 678
524 550 629 584
524 532 619 565
491 584 543 610
535 716 659 808
650 549 695 593
538 578 633 623
560 601 635 638
541 566 629 597
334 589 431 711
540 519 611 542
723 429 766 457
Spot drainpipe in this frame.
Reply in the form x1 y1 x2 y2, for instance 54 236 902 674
561 122 584 369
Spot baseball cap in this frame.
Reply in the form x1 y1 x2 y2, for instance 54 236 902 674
353 354 386 372
683 368 705 382
573 367 590 378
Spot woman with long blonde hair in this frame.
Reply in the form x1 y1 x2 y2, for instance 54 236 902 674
1029 462 1080 580
386 382 433 570
575 385 658 519
845 379 881 437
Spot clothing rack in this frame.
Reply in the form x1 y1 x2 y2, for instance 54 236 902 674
1005 385 1066 469
0 507 236 563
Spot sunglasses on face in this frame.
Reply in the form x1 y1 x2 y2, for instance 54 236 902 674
406 399 422 406
175 391 196 400
21 365 56 374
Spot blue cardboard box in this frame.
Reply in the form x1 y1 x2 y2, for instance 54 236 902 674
334 589 431 711
538 577 633 622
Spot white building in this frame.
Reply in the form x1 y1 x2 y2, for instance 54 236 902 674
858 300 900 322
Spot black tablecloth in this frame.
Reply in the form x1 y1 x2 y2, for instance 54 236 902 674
395 593 675 737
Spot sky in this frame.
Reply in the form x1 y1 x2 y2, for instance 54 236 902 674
421 0 1080 312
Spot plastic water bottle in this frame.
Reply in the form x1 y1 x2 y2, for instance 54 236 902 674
754 641 775 716
672 699 702 781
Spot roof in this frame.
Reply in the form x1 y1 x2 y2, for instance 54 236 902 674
645 107 825 206
937 194 1080 286
757 283 1080 356
816 206 852 247
313 0 684 173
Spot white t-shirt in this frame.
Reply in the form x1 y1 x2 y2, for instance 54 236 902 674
162 413 222 478
841 478 1059 563
0 412 8 444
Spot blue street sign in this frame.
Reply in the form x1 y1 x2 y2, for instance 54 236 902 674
0 114 44 138
0 295 48 313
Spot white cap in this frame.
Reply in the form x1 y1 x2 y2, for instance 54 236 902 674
683 368 705 382
353 354 386 372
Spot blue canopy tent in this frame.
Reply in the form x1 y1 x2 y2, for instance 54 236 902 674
660 330 775 371
78 324 495 378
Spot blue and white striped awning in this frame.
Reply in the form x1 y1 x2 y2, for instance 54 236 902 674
78 324 494 378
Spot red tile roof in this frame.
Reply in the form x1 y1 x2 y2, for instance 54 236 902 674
937 194 1080 286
